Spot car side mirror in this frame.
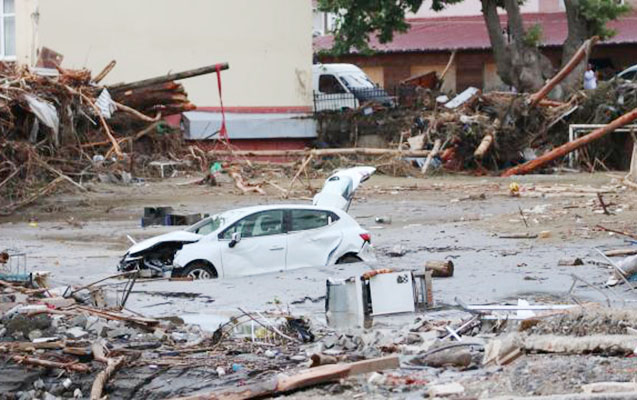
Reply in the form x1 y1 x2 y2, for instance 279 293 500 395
229 232 241 248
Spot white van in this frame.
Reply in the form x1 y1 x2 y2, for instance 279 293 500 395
312 63 394 112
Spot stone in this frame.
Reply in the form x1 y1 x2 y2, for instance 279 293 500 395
290 355 306 361
73 388 83 399
42 392 57 400
153 328 167 340
6 314 51 337
84 316 99 330
33 379 46 390
69 315 87 328
28 329 43 341
406 332 423 345
88 322 108 337
264 349 277 358
322 335 338 349
62 378 72 389
107 327 135 339
65 327 88 339
428 382 465 397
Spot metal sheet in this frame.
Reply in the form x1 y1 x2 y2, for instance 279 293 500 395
368 272 415 315
183 111 317 140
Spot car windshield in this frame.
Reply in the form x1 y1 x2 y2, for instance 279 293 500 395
186 216 224 235
341 73 376 89
185 209 250 235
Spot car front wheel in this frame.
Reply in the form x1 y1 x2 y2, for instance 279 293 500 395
336 254 362 264
180 262 217 280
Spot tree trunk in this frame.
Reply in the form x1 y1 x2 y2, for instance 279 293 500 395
561 0 591 94
481 0 513 85
480 0 555 93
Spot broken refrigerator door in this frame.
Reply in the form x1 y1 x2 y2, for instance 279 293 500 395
313 166 375 211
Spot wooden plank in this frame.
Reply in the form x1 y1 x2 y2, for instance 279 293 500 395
108 63 229 93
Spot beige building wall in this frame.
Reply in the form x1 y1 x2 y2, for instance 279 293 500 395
410 65 456 93
15 0 312 109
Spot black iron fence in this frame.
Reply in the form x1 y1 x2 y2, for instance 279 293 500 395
313 87 396 113
313 86 429 113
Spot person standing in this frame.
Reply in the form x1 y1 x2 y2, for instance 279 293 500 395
584 63 597 90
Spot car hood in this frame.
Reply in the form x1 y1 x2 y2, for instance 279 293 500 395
127 231 203 256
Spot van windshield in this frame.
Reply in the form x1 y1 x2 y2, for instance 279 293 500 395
341 74 376 89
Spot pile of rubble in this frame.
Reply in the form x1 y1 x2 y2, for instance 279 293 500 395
0 272 316 399
0 61 229 215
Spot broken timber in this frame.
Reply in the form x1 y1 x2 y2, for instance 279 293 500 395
171 356 399 400
528 37 598 107
108 63 229 93
502 107 637 177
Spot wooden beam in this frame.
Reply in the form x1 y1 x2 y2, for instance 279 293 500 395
108 63 229 93
502 107 637 177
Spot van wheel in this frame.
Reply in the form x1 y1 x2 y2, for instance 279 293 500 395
180 262 217 280
336 254 362 264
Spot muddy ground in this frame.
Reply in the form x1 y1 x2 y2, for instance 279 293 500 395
1 171 637 398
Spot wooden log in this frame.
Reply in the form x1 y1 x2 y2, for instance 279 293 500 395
207 148 431 158
502 107 637 177
415 348 472 368
439 50 457 82
524 334 637 355
0 341 64 351
422 139 441 175
310 353 339 368
114 101 161 122
93 60 116 84
627 137 637 184
170 355 399 400
604 248 637 257
65 85 123 158
108 63 229 93
528 37 598 107
91 340 126 400
74 306 159 328
11 355 90 373
424 260 454 277
474 133 494 159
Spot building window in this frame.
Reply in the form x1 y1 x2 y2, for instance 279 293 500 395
1 0 15 59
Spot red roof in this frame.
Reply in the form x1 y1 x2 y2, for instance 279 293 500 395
313 12 637 53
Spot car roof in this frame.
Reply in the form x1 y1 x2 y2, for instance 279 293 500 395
223 204 346 216
618 65 637 76
313 63 365 74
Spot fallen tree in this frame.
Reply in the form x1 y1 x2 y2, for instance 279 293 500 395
502 107 637 177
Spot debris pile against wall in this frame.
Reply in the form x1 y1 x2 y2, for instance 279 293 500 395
0 62 228 215
313 79 637 176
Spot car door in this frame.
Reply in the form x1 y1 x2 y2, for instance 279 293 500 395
218 210 287 277
285 209 343 270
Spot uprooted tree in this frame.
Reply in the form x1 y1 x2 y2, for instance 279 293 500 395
319 0 630 95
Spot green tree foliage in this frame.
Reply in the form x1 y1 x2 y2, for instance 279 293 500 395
318 0 463 54
577 0 630 39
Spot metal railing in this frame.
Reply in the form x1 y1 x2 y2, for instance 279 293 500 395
313 87 395 113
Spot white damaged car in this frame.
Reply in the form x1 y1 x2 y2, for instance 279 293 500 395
118 167 375 279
